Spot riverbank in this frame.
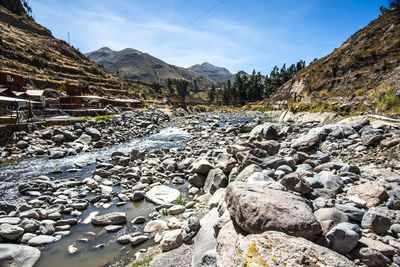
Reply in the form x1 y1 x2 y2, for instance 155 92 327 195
0 110 399 266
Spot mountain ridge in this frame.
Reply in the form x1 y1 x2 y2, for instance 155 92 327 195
85 47 235 87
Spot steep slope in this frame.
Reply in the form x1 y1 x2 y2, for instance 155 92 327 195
271 8 400 103
85 48 217 88
0 1 147 97
188 62 234 85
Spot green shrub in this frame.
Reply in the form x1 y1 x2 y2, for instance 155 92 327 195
174 193 188 206
132 256 153 267
160 208 168 216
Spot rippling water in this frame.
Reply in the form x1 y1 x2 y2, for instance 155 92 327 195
0 127 191 202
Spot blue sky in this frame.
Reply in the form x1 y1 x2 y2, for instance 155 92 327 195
29 0 383 74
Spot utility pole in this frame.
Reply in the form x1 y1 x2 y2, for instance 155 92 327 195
68 32 70 45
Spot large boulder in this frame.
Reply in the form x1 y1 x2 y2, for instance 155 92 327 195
91 212 127 225
225 182 321 239
217 229 355 266
145 185 180 205
204 169 228 195
192 208 219 267
0 244 40 267
150 244 193 267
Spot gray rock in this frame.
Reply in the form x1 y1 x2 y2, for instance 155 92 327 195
225 182 321 239
314 208 348 234
235 164 262 182
131 191 145 202
0 224 24 240
104 225 123 233
160 229 184 252
168 205 185 215
188 216 201 232
361 211 391 235
149 244 193 267
131 216 146 224
308 171 344 199
326 222 362 254
359 247 391 267
131 235 149 246
19 219 39 233
85 127 101 141
217 229 356 266
280 173 311 194
0 217 21 225
291 127 329 151
131 149 145 161
0 202 16 214
189 158 213 175
250 123 279 140
197 249 217 267
335 204 365 221
76 133 92 145
204 168 228 195
91 212 127 225
192 208 219 267
144 220 168 233
339 164 361 175
188 173 207 188
145 185 180 205
27 235 56 246
0 244 40 267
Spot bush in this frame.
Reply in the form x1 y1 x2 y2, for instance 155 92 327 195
174 193 188 206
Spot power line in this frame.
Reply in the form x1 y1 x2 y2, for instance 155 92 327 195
145 0 226 51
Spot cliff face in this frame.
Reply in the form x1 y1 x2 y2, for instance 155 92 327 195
271 9 400 103
0 1 146 97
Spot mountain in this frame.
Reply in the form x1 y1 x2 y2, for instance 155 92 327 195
0 1 146 97
85 48 218 88
271 8 400 104
188 62 234 85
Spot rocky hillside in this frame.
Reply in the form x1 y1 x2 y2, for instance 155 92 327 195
0 1 150 97
86 47 218 88
188 62 234 85
271 8 400 105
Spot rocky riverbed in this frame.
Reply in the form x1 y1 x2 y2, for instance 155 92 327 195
0 110 399 267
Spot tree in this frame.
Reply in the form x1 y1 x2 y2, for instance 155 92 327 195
208 84 216 104
176 79 189 103
22 0 32 16
151 82 162 94
193 79 199 93
166 78 174 93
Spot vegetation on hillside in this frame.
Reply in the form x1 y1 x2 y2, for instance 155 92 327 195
211 60 305 106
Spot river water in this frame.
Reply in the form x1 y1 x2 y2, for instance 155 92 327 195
0 127 191 267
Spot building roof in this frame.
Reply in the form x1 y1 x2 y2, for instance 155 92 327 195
0 96 40 103
12 91 27 97
26 90 45 96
